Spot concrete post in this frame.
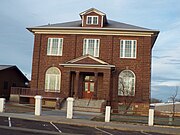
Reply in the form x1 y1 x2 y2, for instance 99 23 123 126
168 114 173 125
0 98 5 113
105 106 111 122
34 95 42 116
148 108 154 126
66 97 74 119
55 97 60 110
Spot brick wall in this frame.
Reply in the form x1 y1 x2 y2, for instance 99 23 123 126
31 33 153 109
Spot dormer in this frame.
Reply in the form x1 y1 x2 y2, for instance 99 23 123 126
79 8 107 28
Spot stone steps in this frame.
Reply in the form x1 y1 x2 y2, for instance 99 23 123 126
61 99 106 113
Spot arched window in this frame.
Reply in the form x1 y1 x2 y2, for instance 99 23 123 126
45 67 61 92
118 70 135 96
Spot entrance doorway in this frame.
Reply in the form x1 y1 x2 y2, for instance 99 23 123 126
83 75 94 99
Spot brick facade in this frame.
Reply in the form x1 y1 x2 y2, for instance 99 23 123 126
28 8 159 112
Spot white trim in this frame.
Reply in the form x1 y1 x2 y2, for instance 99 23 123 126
101 16 104 27
120 40 137 59
83 39 100 57
29 26 158 33
31 29 155 37
82 16 84 27
60 63 115 69
79 8 106 16
118 70 136 96
47 38 63 56
45 67 61 92
67 54 108 64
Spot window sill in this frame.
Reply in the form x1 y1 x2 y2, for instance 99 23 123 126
118 95 135 97
86 24 98 25
47 55 62 57
120 57 136 59
45 90 60 93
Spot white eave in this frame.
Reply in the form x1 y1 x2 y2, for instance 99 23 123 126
60 63 115 69
79 8 106 17
27 27 158 37
28 26 158 33
66 54 109 65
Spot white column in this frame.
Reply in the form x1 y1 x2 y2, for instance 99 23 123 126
34 95 42 116
66 97 74 119
148 108 154 126
105 106 111 122
0 98 5 113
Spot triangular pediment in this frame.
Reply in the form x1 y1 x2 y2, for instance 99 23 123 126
66 54 109 65
79 8 106 17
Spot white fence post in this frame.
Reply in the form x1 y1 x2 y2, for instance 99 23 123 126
34 95 42 116
105 106 111 122
0 98 5 112
66 97 74 119
148 105 155 126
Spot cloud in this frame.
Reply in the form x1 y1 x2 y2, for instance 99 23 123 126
152 17 180 87
152 56 171 59
151 85 180 101
0 0 180 99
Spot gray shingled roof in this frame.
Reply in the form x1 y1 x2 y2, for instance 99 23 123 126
0 65 29 81
0 65 14 70
29 20 155 32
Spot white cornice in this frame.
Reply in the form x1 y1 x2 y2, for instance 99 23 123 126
79 8 106 16
31 29 155 37
60 63 115 69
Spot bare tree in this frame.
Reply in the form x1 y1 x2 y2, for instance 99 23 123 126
169 86 178 119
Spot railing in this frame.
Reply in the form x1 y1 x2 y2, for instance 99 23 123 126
11 87 60 98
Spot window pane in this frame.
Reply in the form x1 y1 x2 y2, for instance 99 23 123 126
45 67 61 92
49 75 56 90
120 40 136 58
58 39 63 55
47 38 51 55
51 39 58 54
93 17 98 24
88 40 94 55
83 39 87 55
47 38 63 56
87 17 92 24
95 40 99 57
83 39 99 57
133 41 136 57
90 83 94 92
118 70 135 96
85 82 88 91
125 41 131 57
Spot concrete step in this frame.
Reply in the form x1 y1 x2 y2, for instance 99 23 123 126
61 99 106 113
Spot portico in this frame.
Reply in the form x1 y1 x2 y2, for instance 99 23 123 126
60 55 115 101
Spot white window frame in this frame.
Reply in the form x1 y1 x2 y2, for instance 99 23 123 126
83 39 100 57
45 67 61 92
118 70 135 96
47 38 63 56
120 40 137 58
86 16 98 25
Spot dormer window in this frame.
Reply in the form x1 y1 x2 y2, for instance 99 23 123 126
86 16 98 25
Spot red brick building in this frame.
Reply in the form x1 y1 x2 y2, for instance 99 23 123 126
27 8 159 112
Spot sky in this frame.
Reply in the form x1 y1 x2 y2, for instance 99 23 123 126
0 0 180 101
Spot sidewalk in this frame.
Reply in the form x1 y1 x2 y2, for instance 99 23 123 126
1 103 180 135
